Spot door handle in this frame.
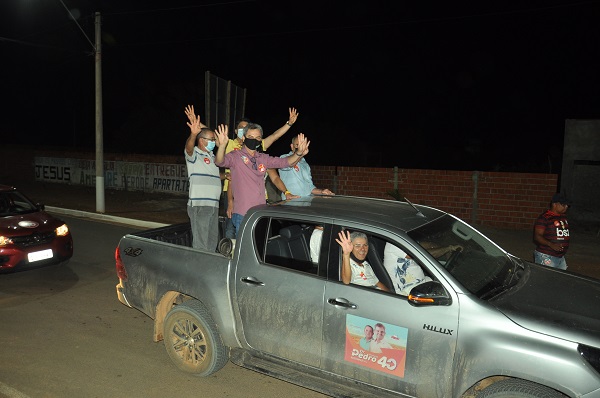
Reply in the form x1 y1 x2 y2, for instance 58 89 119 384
327 297 358 309
240 276 265 286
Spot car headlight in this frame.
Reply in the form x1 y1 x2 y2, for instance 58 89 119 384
579 344 600 374
0 236 14 246
55 224 69 237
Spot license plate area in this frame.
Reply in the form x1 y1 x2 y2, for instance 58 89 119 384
28 249 53 263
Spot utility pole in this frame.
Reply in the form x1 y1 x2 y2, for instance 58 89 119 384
95 12 104 213
58 1 104 213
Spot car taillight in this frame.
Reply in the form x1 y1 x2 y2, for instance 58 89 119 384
115 246 128 281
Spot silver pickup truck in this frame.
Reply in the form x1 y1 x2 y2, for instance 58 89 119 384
115 195 600 398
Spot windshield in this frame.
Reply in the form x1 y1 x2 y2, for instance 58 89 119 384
407 215 519 299
0 190 38 217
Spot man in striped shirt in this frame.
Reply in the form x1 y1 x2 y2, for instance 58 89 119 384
184 106 222 251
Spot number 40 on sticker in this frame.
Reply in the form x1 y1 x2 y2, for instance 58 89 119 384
378 356 397 371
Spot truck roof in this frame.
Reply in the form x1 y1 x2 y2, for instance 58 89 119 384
251 195 448 233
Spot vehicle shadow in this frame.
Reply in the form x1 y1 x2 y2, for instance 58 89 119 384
0 261 79 307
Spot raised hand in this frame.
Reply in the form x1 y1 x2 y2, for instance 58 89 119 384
185 105 206 129
186 112 202 136
185 105 196 124
288 107 299 125
335 230 353 255
215 124 229 147
295 133 310 156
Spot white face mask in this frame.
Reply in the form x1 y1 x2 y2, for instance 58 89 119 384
237 128 244 139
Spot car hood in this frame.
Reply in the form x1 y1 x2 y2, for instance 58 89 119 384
490 262 600 346
0 211 63 236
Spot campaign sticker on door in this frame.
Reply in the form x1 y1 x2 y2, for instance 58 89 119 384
344 314 407 378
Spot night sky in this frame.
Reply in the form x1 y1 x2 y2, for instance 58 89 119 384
2 0 600 172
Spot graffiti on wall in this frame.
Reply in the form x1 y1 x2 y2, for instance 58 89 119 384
34 157 189 195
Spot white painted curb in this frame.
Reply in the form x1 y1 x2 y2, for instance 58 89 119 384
45 206 169 229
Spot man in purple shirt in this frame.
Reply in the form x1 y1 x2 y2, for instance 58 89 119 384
214 123 310 236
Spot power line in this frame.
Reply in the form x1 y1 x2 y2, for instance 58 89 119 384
0 35 89 54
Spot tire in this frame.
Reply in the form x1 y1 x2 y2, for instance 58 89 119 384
218 238 233 257
163 300 229 376
477 379 567 398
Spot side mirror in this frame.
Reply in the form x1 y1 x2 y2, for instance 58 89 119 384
407 281 452 306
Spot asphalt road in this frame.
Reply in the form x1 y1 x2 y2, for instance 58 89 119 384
0 215 326 398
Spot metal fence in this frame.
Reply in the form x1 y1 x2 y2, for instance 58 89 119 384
204 71 246 138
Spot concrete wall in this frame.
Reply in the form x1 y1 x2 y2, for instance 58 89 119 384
562 120 600 227
1 145 558 230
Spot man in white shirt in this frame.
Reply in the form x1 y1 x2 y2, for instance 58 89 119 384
336 231 389 291
369 323 392 353
310 226 323 263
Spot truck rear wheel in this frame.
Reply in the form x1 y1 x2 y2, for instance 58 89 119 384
477 378 567 398
163 300 229 376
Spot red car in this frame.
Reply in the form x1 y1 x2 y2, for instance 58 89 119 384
0 185 73 272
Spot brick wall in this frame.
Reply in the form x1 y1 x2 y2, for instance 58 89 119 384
310 166 558 230
1 145 558 230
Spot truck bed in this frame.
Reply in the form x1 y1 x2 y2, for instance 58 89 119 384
134 222 193 247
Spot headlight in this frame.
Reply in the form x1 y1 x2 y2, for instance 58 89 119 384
55 224 69 237
579 344 600 374
0 236 14 246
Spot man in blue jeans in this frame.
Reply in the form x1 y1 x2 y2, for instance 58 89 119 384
533 193 571 270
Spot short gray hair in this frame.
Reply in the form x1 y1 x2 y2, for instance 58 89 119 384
243 123 263 137
349 231 368 243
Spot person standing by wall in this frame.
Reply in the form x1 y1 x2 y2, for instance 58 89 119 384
184 106 222 251
533 193 571 270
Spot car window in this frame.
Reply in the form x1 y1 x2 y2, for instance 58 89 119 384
254 217 325 277
407 214 516 298
332 226 433 296
0 191 38 216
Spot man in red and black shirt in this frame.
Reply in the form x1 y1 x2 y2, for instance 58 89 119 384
533 193 571 270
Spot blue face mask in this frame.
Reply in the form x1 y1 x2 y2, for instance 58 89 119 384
205 141 216 151
237 128 244 139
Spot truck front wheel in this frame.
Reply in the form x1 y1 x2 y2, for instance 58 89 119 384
477 378 567 398
163 300 229 376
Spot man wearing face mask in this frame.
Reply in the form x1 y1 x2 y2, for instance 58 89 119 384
184 106 222 252
214 123 309 236
221 108 299 238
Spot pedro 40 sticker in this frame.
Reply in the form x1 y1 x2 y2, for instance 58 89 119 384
344 314 408 378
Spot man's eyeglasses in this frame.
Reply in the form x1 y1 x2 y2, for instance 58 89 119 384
250 157 257 170
199 136 216 142
353 244 368 249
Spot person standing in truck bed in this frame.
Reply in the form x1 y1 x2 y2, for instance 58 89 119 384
184 106 222 251
214 123 309 237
